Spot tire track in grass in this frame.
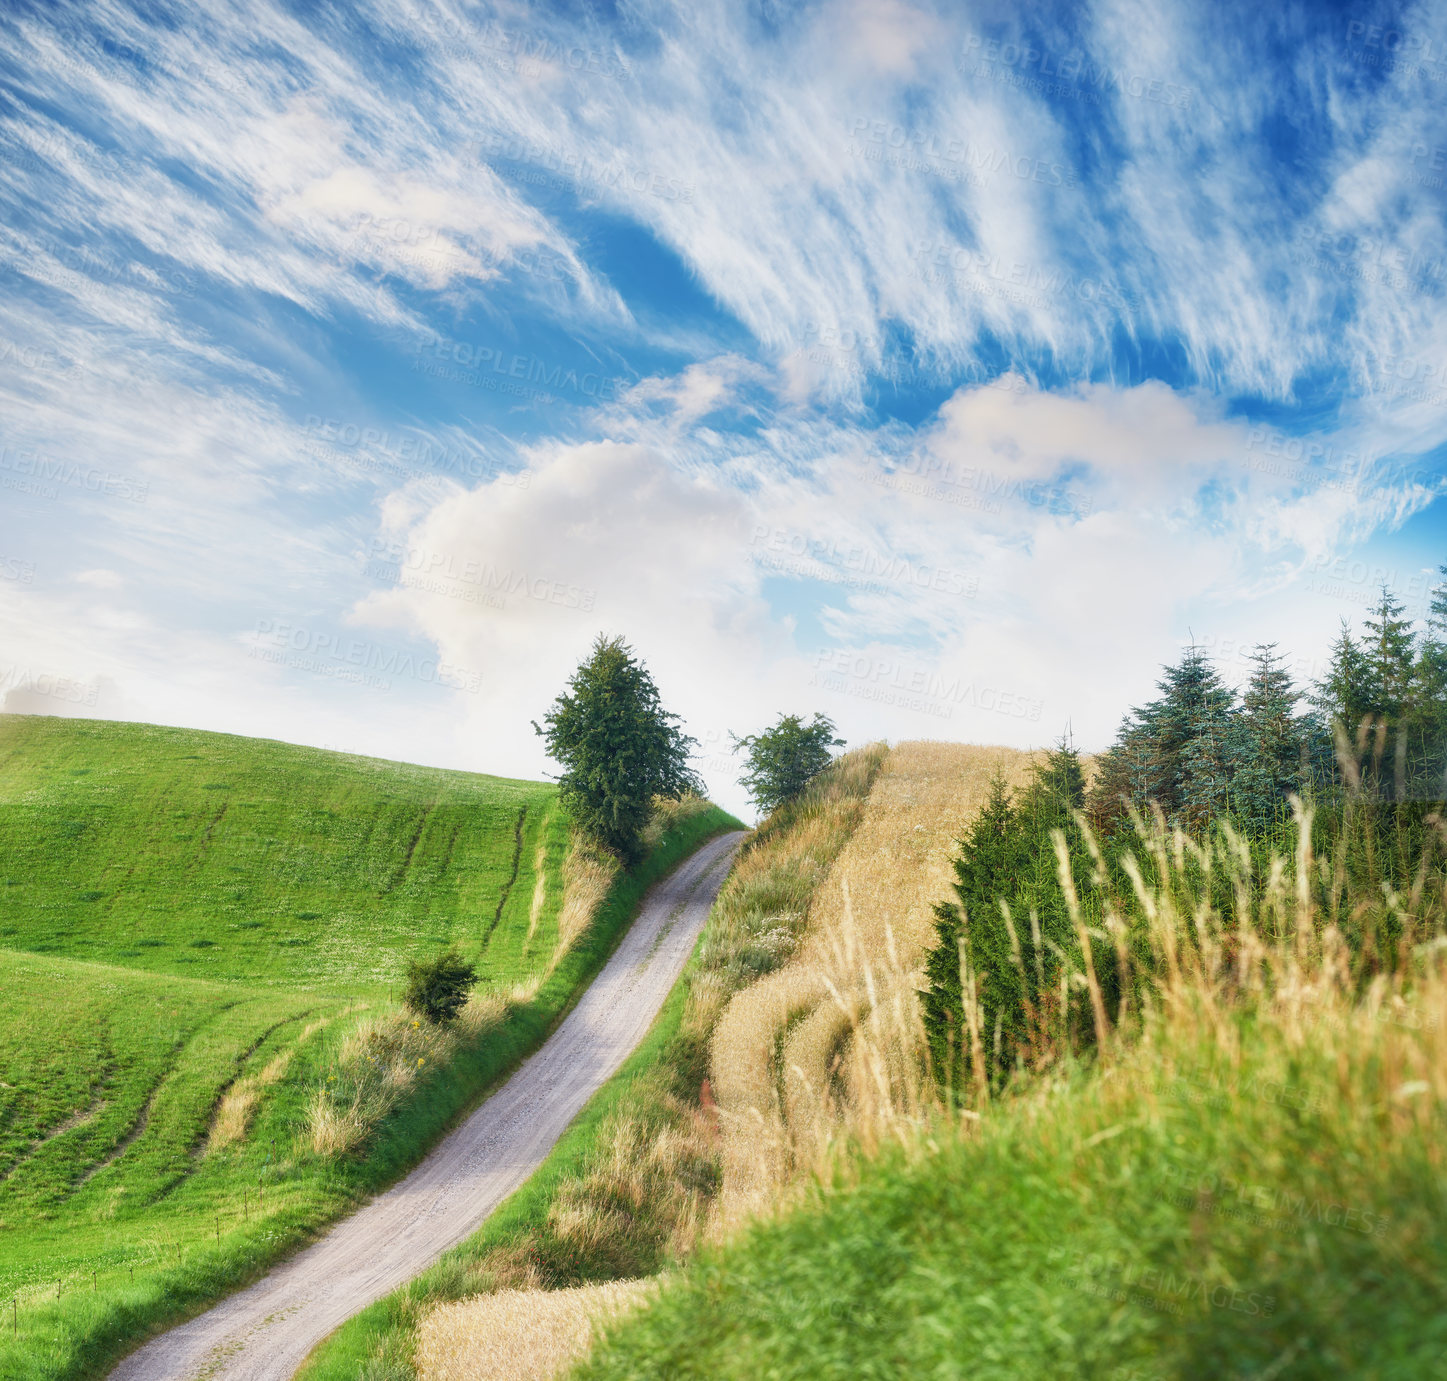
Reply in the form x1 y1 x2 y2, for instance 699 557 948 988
482 806 528 948
188 1010 315 1163
70 1004 242 1195
0 1035 118 1183
380 803 436 896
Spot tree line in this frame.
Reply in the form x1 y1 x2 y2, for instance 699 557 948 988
1089 574 1447 833
922 572 1447 1094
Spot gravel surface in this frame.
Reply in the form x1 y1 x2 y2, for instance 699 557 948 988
109 830 745 1381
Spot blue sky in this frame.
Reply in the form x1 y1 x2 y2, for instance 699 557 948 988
1 0 1446 819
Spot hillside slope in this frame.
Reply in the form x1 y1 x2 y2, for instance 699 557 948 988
711 740 1042 1227
0 715 559 990
0 715 736 1380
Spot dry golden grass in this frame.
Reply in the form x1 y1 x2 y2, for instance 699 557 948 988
710 741 1042 1226
544 1099 717 1266
548 837 620 978
304 994 507 1157
415 1278 657 1381
682 748 885 1043
206 1049 293 1153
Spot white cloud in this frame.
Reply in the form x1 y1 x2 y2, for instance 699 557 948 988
0 0 1442 823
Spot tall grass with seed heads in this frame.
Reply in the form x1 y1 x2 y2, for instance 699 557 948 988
580 777 1447 1380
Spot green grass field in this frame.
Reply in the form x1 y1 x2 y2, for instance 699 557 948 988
0 715 560 991
0 715 738 1380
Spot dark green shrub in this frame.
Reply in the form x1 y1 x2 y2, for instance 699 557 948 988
402 947 478 1025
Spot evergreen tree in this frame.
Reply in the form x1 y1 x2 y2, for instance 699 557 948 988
924 738 1097 1093
1408 568 1447 798
1175 655 1239 832
1020 734 1088 821
1085 714 1151 835
1362 586 1416 722
1415 567 1447 705
1111 645 1238 827
921 769 1019 1093
1313 594 1418 797
1229 643 1306 831
1311 620 1374 735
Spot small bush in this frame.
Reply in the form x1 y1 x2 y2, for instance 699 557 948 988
403 948 478 1025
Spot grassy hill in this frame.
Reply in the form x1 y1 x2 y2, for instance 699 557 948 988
576 971 1447 1380
0 715 741 1380
0 715 561 991
573 753 1447 1381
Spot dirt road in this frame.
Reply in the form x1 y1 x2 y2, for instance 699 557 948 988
110 830 745 1381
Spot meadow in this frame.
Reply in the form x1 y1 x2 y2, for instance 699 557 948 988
0 715 739 1380
0 715 561 991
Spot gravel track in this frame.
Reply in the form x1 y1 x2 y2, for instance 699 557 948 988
109 830 745 1381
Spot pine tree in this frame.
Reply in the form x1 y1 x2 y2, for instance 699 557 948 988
1229 643 1305 831
1177 660 1238 832
1004 738 1093 1057
1416 568 1447 704
1312 594 1418 797
1408 568 1447 798
1085 714 1151 835
1362 586 1416 722
1132 644 1237 825
921 769 1020 1094
1311 620 1374 734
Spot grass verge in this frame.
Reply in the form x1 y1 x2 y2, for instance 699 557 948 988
578 797 1447 1379
574 968 1447 1380
297 952 699 1381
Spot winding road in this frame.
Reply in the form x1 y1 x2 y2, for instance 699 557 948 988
110 829 745 1381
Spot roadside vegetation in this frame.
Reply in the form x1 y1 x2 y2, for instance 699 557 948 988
300 743 884 1380
0 716 735 1381
579 789 1447 1378
579 586 1447 1379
